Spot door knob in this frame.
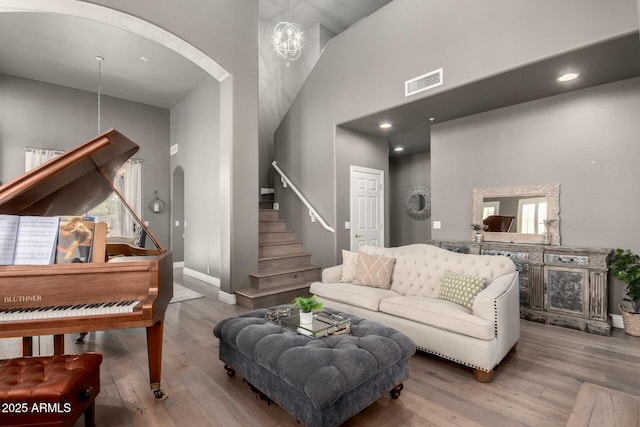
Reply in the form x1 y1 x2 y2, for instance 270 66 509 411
355 233 363 238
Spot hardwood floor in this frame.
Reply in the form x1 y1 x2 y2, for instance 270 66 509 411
1 268 639 426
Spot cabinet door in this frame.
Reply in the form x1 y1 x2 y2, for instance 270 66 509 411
545 266 589 317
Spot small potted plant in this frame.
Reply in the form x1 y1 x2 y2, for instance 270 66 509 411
292 295 324 325
609 248 640 336
471 223 488 243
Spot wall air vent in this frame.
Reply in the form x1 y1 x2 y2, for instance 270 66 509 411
405 68 443 97
170 144 178 156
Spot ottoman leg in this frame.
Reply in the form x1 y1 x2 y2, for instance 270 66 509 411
389 383 404 399
224 364 236 377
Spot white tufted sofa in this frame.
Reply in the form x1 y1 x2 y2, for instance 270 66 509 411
309 243 520 382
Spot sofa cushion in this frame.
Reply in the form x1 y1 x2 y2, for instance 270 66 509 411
379 296 495 340
339 250 359 283
438 271 487 309
353 252 396 289
310 282 399 311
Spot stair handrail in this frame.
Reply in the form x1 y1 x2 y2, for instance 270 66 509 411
272 161 335 233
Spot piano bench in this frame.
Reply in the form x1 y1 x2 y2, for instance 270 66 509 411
0 353 102 427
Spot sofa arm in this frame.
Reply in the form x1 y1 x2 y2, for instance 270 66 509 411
473 271 520 360
322 265 343 283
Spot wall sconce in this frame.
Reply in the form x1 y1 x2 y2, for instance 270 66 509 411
148 190 166 214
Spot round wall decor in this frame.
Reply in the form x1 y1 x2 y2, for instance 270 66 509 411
404 185 431 220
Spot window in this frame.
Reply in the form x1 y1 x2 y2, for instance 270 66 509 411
482 201 500 219
25 148 142 239
87 159 142 239
517 197 547 234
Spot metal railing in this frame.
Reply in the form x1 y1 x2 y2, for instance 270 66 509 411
272 161 335 233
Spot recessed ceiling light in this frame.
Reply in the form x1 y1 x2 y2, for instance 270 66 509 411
379 122 392 129
394 146 404 152
557 72 579 82
140 56 149 62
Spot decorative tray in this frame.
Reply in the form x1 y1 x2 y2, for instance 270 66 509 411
266 307 351 338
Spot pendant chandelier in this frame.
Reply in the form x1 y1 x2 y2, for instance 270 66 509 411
272 1 303 64
96 56 104 134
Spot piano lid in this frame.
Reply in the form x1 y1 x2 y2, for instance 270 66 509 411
0 129 164 251
0 129 138 216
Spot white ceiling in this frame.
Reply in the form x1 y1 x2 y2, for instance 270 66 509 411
0 12 209 109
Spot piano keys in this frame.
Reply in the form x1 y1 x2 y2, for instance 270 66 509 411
0 129 173 400
0 300 139 321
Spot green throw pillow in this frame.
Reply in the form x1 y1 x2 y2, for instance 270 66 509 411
438 271 487 309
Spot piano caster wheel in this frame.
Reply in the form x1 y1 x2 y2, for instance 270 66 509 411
153 389 168 401
224 365 235 377
75 332 88 344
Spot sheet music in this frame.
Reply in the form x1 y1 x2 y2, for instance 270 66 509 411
13 216 60 265
0 214 20 265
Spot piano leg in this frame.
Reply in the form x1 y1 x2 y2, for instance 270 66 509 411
22 337 33 356
146 320 167 401
53 334 65 355
21 335 63 355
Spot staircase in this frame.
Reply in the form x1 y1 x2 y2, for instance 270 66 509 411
235 195 319 309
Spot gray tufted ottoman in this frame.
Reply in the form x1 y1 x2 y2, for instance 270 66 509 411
213 308 415 427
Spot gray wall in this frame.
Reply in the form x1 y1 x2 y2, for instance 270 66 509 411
88 0 260 293
170 78 221 277
273 0 638 267
0 73 171 246
335 127 390 263
389 152 431 247
431 77 640 313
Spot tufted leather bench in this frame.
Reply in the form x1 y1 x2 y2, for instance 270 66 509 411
214 308 415 427
0 353 102 427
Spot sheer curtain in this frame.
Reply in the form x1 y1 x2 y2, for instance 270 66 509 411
117 159 142 239
24 148 63 172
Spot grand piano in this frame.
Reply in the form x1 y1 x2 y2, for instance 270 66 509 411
0 129 173 400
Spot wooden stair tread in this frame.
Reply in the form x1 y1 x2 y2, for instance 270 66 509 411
259 252 310 262
250 265 320 279
236 282 311 297
260 240 301 247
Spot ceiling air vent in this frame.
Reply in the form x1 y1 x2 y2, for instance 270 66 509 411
405 68 443 97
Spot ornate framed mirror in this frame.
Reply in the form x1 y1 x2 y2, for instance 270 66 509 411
472 184 560 245
405 185 431 220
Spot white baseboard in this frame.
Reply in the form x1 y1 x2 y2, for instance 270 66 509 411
182 267 236 305
218 290 237 305
611 314 624 329
183 267 220 287
173 261 184 268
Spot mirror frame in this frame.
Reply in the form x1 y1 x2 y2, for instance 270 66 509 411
405 185 431 220
472 184 560 245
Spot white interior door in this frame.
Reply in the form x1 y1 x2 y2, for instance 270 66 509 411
350 166 384 250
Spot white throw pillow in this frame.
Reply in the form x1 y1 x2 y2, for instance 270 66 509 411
340 250 358 283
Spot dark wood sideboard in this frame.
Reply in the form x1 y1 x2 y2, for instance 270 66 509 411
430 240 612 336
